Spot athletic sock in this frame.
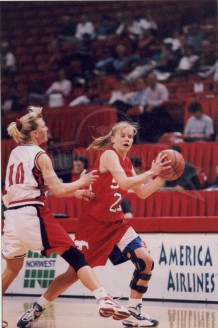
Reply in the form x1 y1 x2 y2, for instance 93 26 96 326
37 295 50 309
92 287 108 301
128 298 142 308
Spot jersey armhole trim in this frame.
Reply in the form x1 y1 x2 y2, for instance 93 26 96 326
35 151 46 171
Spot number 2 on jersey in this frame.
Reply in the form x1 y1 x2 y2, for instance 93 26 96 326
109 192 122 213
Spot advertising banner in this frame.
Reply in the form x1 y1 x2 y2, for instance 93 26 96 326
2 233 218 302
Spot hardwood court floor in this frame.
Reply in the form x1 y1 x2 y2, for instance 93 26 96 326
2 296 218 328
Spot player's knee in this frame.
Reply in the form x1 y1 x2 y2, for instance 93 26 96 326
129 250 154 273
4 267 19 281
129 250 154 294
61 246 88 272
144 256 154 273
5 259 23 278
62 266 79 284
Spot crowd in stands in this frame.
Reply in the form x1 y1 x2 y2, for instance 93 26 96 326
1 2 218 147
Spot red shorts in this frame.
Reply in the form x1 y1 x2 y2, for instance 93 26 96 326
38 205 75 257
75 215 130 267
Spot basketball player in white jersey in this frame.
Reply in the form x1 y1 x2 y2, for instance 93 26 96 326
2 106 130 328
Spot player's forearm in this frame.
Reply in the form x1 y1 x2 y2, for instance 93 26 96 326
119 170 155 190
135 177 164 199
50 179 85 197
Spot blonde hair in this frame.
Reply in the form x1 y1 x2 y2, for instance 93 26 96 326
88 121 138 150
7 106 43 143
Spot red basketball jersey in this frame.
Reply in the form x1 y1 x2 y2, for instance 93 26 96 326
80 148 133 222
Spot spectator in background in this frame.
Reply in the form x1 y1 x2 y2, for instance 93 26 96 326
75 14 95 41
121 157 142 218
139 10 158 33
69 78 97 107
115 12 142 48
126 38 178 83
46 69 72 97
1 42 17 76
111 44 139 76
183 101 215 142
108 78 130 105
164 145 202 191
152 42 179 81
111 77 146 121
70 73 109 107
46 69 72 107
163 30 183 54
197 40 217 78
174 45 199 77
140 73 169 111
183 22 204 55
95 44 139 77
69 70 119 106
71 155 89 182
138 73 173 143
198 40 217 69
198 57 218 80
125 61 155 83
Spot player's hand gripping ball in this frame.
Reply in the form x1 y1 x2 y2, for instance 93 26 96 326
159 149 185 181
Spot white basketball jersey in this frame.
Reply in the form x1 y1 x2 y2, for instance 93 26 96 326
3 144 47 208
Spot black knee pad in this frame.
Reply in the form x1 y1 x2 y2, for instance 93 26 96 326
61 246 88 272
129 250 154 272
129 250 146 271
129 250 154 293
130 281 148 294
130 269 152 293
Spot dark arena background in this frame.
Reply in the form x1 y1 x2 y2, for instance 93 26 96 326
1 1 218 328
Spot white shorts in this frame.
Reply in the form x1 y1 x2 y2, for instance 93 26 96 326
109 227 148 266
117 227 138 252
2 206 43 260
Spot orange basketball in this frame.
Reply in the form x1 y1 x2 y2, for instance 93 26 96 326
158 149 185 181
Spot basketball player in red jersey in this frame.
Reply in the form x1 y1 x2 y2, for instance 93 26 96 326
2 107 130 328
74 121 170 327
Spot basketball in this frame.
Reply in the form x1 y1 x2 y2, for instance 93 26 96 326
158 149 185 181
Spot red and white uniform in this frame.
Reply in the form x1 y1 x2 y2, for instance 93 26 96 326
2 144 74 260
4 144 47 208
75 148 136 267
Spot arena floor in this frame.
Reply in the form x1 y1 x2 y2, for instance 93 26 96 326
2 296 218 328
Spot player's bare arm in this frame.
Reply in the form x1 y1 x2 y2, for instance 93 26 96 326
131 176 165 199
100 150 170 191
38 153 98 197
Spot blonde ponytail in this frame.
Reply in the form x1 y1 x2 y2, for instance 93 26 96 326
87 131 113 150
7 106 43 143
